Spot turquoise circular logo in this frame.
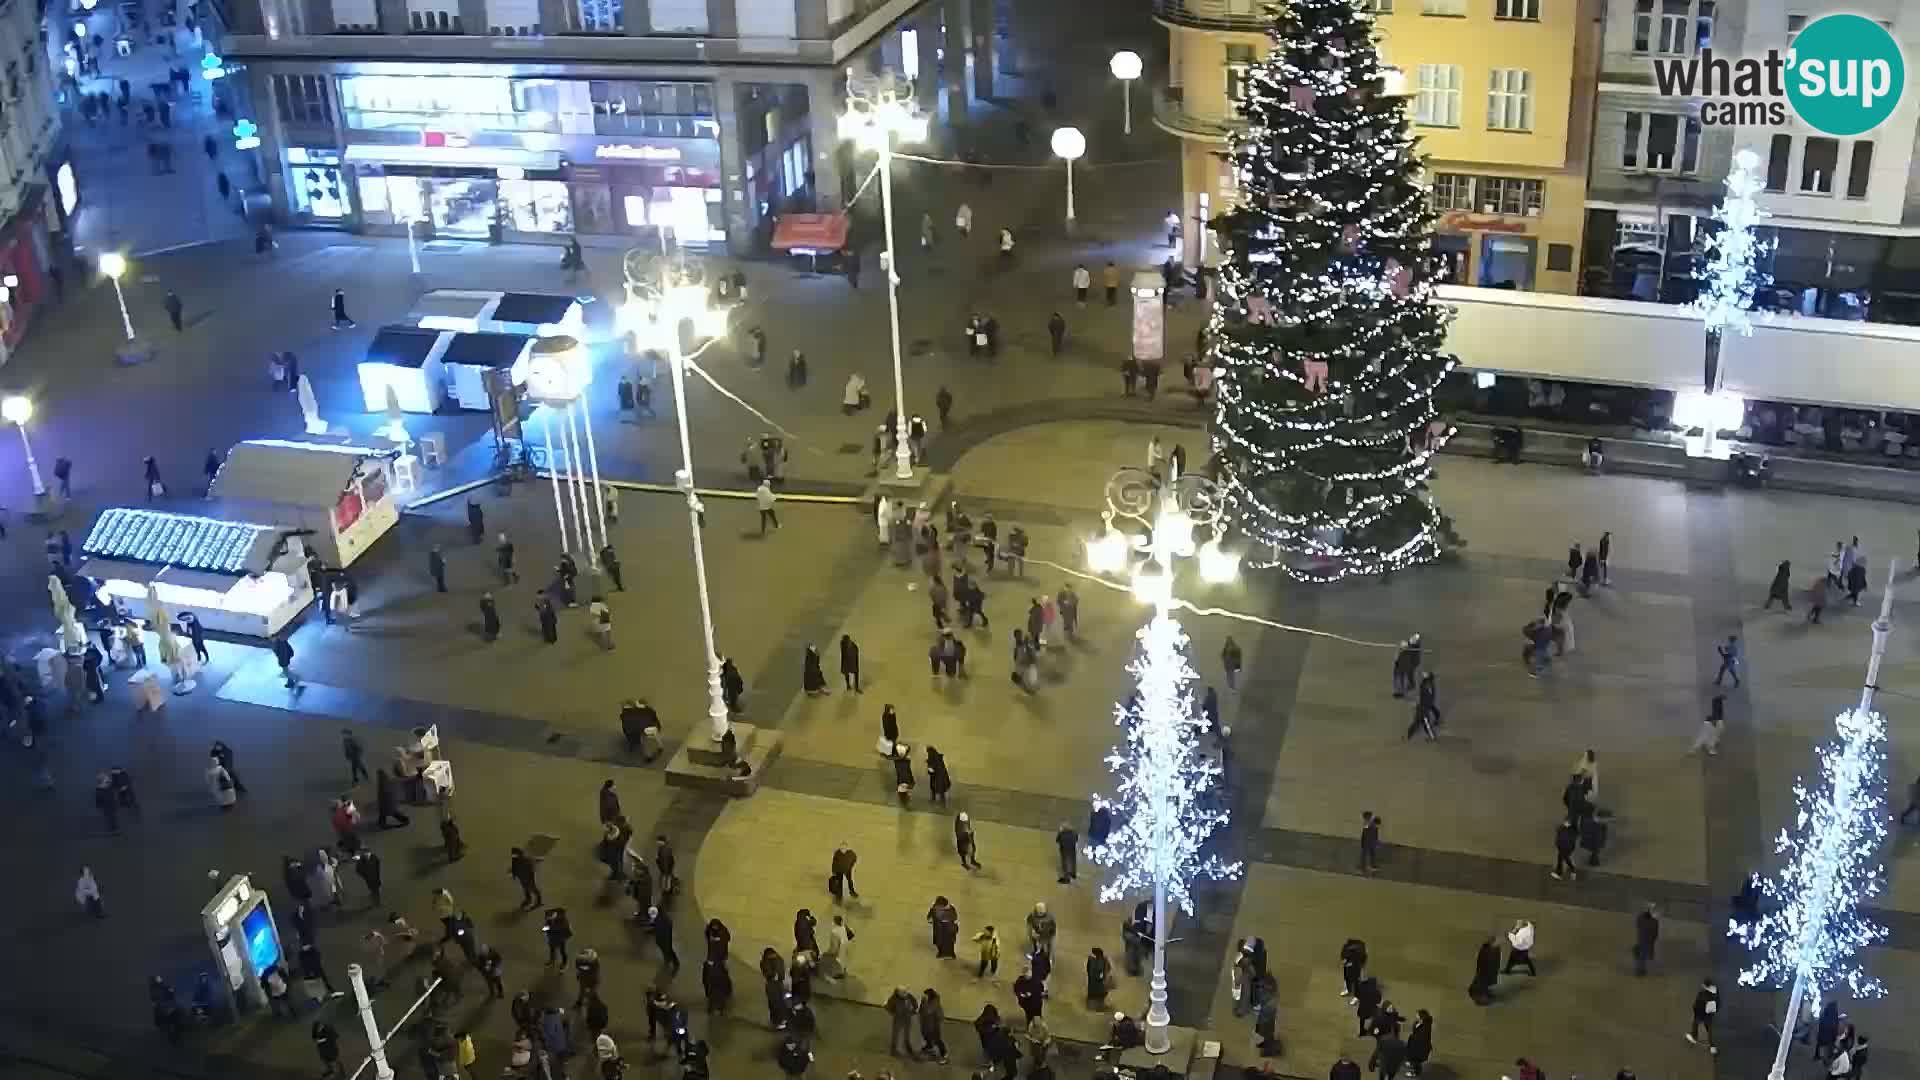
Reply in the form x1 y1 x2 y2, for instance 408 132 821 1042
1787 14 1905 136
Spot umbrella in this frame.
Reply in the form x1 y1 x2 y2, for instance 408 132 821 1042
48 574 84 652
146 584 186 675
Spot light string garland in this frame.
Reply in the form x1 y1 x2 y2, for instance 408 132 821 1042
1208 0 1460 582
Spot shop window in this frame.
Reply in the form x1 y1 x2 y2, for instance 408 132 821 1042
1486 68 1532 132
1495 0 1538 20
341 75 528 133
487 0 539 34
357 173 392 221
274 74 334 128
572 0 622 31
1800 136 1837 194
1414 64 1461 128
1846 141 1873 199
589 80 718 138
502 180 575 233
286 149 347 219
1765 133 1790 192
649 0 708 33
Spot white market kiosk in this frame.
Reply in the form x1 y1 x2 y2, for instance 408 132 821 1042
77 508 314 637
411 290 591 389
443 331 537 410
357 325 450 414
211 440 400 568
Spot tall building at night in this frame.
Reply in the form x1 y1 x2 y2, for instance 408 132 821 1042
0 0 65 356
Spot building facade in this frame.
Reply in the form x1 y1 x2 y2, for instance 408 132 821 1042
1152 0 1597 294
0 0 66 357
224 0 989 250
1585 0 1920 319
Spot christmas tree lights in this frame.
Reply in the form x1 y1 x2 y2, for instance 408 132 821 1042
1208 0 1458 581
1693 148 1773 341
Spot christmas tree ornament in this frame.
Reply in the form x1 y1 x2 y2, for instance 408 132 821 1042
1301 358 1330 393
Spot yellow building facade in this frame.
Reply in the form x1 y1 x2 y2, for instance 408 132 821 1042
1154 0 1598 294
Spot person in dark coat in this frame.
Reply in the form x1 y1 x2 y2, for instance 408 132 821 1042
720 658 745 713
535 595 558 643
837 634 861 691
802 646 828 695
1847 559 1870 605
428 546 447 592
1354 975 1382 1036
702 958 732 1014
1766 559 1793 609
926 746 952 805
1469 936 1500 1004
466 500 485 544
599 780 621 824
211 741 246 795
479 593 501 641
354 850 383 906
374 768 409 829
1633 904 1659 975
1369 1030 1407 1080
1085 947 1111 1007
1088 804 1112 847
1404 1009 1434 1075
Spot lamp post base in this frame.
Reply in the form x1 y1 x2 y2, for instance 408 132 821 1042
1113 1024 1199 1068
114 339 157 367
26 491 67 523
665 720 784 796
875 468 928 492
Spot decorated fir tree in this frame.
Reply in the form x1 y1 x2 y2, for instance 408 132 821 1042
1208 0 1459 581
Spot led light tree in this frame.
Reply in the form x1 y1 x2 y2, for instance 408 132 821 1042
1086 466 1242 1054
1208 0 1457 582
1692 147 1773 393
1734 569 1893 1080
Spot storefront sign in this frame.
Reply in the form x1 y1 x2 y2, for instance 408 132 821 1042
423 131 472 149
1438 212 1531 234
594 144 682 162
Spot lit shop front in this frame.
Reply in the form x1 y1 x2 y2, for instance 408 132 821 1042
77 508 315 638
325 75 727 244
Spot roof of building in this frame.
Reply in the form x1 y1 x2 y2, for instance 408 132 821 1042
80 507 283 575
212 439 385 508
364 326 444 369
492 293 576 326
442 331 532 368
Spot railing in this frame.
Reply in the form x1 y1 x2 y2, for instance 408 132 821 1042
1152 0 1270 31
1152 86 1244 140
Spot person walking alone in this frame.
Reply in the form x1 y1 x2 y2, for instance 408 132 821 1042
511 847 543 909
1072 264 1090 306
1686 977 1718 1054
165 290 184 332
1633 904 1659 975
331 288 355 329
342 728 368 785
1503 919 1536 976
1766 559 1793 610
1054 823 1078 884
1359 811 1382 874
1047 311 1066 356
1714 634 1743 687
428 546 447 593
1551 818 1579 880
756 480 780 534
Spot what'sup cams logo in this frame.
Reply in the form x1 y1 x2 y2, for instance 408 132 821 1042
1652 13 1904 135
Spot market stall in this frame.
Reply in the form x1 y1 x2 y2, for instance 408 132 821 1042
211 439 399 568
77 508 313 638
411 289 586 339
442 331 536 410
357 325 450 414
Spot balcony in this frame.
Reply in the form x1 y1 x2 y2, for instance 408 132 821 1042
1153 0 1269 32
1153 86 1243 142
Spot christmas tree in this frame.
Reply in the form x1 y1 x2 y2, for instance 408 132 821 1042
1208 0 1458 581
1692 147 1773 392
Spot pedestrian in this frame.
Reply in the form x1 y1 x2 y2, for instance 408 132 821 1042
144 456 164 500
1849 1034 1872 1078
651 905 680 971
601 544 623 591
1814 1000 1841 1062
955 202 973 238
887 986 918 1055
972 924 1001 977
1014 966 1044 1026
998 226 1015 264
466 500 485 545
803 645 827 695
164 290 184 332
1468 935 1499 1004
588 595 614 649
920 987 949 1061
926 745 952 805
1073 264 1090 305
535 594 558 643
721 658 744 713
927 896 959 957
1027 902 1057 958
1331 1056 1361 1080
1848 555 1870 605
1392 634 1422 696
1359 811 1382 873
53 457 71 499
1043 309 1068 355
830 843 859 900
1405 1009 1434 1075
1686 977 1718 1054
956 811 981 869
1369 1028 1407 1080
1055 822 1078 883
1900 773 1920 825
1103 261 1120 306
467 593 498 646
1714 634 1743 687
1340 937 1368 1002
1406 671 1440 740
427 545 446 592
1766 559 1792 609
1551 818 1579 880
511 847 542 909
839 634 861 691
1632 904 1660 975
1254 991 1279 1056
1809 573 1832 624
1597 530 1613 584
936 385 954 428
757 479 780 534
1503 919 1537 975
331 287 354 329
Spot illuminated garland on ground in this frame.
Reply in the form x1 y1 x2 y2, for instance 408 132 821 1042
1208 0 1460 582
1731 707 1889 1004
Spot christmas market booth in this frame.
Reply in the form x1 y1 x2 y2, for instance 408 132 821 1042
211 440 399 568
410 289 586 340
77 508 315 638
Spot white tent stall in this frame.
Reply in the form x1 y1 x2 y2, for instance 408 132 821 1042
211 440 399 568
77 508 314 637
410 290 591 387
357 325 450 414
442 331 536 410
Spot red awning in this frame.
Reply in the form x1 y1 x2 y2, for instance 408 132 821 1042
771 213 850 252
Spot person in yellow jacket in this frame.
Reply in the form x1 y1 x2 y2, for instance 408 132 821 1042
972 925 1001 978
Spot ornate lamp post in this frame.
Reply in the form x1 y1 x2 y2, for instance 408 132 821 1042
1051 127 1086 232
1110 51 1143 135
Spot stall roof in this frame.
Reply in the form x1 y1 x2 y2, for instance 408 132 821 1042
492 293 577 326
213 439 386 509
80 507 283 575
442 331 533 368
409 290 498 330
364 325 444 369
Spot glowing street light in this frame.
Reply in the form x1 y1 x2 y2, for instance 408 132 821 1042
1083 461 1241 1055
98 252 136 341
2 395 45 498
839 71 928 484
620 267 732 741
1110 50 1143 135
1051 126 1086 231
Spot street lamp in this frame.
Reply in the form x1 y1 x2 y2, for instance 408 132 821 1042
2 395 45 498
1051 127 1086 232
98 252 135 341
839 71 928 484
621 271 733 742
1110 51 1143 135
1084 462 1241 1056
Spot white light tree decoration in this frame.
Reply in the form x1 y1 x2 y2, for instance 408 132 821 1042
1733 566 1893 1080
1086 466 1243 1055
1692 147 1774 392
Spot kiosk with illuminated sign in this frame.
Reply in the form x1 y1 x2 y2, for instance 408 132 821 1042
211 440 400 568
77 508 314 638
201 873 281 1017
